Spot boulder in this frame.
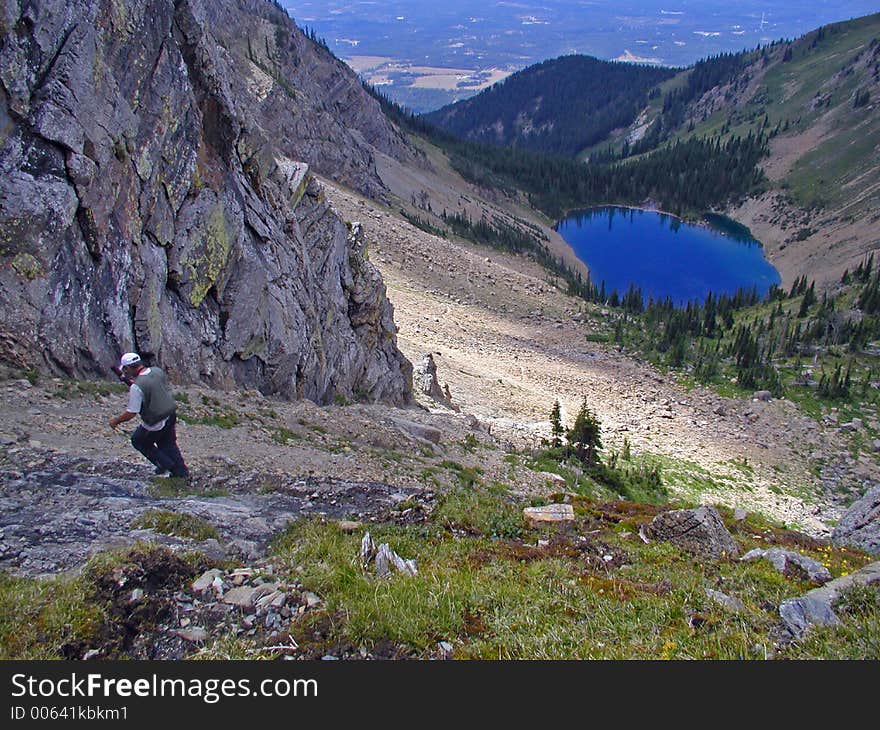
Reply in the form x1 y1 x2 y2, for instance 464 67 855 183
753 390 772 402
740 547 832 584
391 418 442 444
705 588 745 612
645 506 740 559
221 586 259 607
831 485 880 555
191 568 223 593
302 591 323 608
221 582 278 609
537 471 567 486
523 504 575 527
779 596 841 638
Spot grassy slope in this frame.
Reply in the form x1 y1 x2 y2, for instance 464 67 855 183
687 15 880 213
4 495 874 660
578 15 880 287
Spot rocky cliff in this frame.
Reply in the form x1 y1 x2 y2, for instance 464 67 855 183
0 0 413 404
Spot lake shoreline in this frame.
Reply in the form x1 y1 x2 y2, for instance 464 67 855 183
554 204 781 306
557 203 761 245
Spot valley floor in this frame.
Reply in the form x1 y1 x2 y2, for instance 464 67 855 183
323 179 880 537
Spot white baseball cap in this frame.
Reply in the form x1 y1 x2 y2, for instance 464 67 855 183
120 352 141 368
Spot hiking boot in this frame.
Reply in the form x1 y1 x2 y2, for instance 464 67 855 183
154 466 171 477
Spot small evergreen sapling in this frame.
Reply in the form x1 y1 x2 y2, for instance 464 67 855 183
549 399 564 448
567 397 602 467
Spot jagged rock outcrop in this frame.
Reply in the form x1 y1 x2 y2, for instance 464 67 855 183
0 0 412 404
832 485 880 556
414 353 445 400
413 352 458 410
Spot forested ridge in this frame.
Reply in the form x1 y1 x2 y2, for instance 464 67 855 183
422 55 675 157
445 131 768 218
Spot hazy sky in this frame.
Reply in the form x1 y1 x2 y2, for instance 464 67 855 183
283 0 880 67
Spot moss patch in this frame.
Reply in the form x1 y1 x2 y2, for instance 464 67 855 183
184 203 233 307
131 509 219 541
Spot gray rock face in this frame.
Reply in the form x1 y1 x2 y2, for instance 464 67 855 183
832 485 880 556
740 547 833 584
705 588 745 612
645 505 740 559
0 0 412 405
778 595 841 638
0 449 430 576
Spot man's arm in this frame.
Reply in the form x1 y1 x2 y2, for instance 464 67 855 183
109 411 137 429
111 383 143 428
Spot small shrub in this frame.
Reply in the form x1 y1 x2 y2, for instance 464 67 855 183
461 433 480 452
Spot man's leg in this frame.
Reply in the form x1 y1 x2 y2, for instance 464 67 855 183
131 426 175 472
154 413 189 478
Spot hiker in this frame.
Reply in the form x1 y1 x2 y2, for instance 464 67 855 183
109 352 190 478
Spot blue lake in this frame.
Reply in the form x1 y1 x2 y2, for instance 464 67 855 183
554 206 781 306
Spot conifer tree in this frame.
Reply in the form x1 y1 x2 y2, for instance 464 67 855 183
549 399 564 449
567 398 602 467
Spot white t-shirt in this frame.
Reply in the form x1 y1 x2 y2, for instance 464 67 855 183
126 368 167 432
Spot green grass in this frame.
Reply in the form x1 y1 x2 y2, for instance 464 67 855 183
50 377 129 400
0 571 107 659
146 476 229 498
269 426 302 445
523 447 668 503
130 509 219 541
437 460 484 489
432 482 525 538
1 495 876 660
266 503 877 659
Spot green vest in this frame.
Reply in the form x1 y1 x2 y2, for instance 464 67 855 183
135 367 177 426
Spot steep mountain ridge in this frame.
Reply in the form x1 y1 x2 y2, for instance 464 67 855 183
0 0 413 403
714 17 880 287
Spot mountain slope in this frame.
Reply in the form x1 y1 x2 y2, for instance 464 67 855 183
422 14 880 288
0 0 413 403
609 14 880 287
422 55 675 157
715 15 880 286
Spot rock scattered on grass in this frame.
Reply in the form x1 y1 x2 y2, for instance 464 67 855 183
522 504 575 527
740 547 832 584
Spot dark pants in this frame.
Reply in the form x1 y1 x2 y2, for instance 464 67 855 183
131 412 189 478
